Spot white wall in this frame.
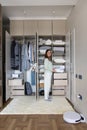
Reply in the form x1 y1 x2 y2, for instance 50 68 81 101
67 0 87 121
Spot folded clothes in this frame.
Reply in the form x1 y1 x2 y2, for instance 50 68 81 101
53 40 65 45
45 39 52 45
40 68 44 72
39 65 44 69
55 68 64 72
53 58 66 63
40 46 51 50
53 65 65 72
39 39 46 45
39 50 46 54
53 65 65 69
53 47 64 52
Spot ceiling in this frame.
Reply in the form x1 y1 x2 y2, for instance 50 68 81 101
0 0 79 20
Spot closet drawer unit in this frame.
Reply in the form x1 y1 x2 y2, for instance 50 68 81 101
52 89 65 96
54 73 67 79
54 80 67 86
8 79 23 86
11 90 24 95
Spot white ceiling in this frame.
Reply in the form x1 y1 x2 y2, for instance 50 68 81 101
0 0 79 20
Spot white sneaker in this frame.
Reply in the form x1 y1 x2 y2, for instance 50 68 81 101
48 96 52 99
45 98 52 101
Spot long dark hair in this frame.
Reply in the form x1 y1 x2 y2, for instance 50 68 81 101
45 49 52 61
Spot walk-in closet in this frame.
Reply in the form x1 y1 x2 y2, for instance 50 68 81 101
1 0 87 124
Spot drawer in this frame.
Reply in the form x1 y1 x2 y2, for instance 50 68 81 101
11 90 24 95
11 85 24 90
54 73 67 79
8 79 22 86
54 80 67 86
52 89 65 95
52 86 65 90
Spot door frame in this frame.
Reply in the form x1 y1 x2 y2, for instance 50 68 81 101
70 28 76 104
65 28 76 104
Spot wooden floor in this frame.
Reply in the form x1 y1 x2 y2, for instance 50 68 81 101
0 114 87 130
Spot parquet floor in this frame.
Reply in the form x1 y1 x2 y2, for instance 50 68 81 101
0 114 87 130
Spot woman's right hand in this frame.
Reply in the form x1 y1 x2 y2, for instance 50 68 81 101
52 68 56 72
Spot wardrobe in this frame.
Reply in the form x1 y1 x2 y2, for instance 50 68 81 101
9 20 67 98
0 15 69 107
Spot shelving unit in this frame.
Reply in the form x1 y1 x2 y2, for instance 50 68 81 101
52 35 67 96
38 35 67 96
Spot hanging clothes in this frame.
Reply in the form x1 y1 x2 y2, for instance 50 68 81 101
11 40 20 70
21 42 30 72
11 39 35 72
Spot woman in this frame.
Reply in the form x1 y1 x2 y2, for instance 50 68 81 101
44 49 56 101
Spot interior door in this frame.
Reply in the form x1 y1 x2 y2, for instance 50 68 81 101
70 28 76 104
5 31 11 101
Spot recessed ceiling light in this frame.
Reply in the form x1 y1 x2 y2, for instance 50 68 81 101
23 10 26 15
52 10 55 14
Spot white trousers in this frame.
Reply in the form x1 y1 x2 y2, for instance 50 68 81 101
44 71 52 100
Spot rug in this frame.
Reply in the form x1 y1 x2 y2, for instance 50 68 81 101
0 96 74 114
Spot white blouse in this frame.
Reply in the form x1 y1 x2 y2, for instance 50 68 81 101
44 58 52 72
